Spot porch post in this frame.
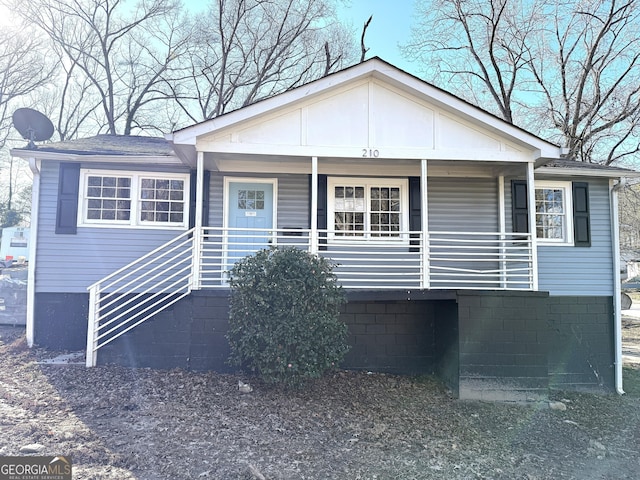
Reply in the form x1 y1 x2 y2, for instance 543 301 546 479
526 162 539 290
310 156 318 254
498 176 507 288
421 159 429 289
192 151 204 290
86 285 98 367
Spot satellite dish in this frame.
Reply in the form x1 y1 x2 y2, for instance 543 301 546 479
12 108 54 148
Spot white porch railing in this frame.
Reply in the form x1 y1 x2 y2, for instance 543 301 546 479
86 227 533 366
86 229 195 367
197 227 533 290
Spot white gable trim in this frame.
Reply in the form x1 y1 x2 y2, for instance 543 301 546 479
169 58 563 160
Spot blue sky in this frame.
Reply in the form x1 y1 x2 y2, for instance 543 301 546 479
337 0 415 72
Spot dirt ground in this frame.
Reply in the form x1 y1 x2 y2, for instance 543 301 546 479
1 322 640 480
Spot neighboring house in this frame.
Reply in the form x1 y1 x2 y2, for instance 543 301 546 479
0 226 30 262
620 250 640 282
12 58 638 401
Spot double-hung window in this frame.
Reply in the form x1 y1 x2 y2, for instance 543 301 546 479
328 177 408 240
79 169 190 229
534 181 573 244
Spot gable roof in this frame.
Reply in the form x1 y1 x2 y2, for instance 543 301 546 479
168 57 565 162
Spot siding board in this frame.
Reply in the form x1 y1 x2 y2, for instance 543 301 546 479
428 177 498 232
36 161 192 293
506 178 613 296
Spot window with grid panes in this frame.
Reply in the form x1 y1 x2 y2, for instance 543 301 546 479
330 178 407 239
79 170 189 228
534 182 573 243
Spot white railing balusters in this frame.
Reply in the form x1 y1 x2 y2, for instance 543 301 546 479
85 228 196 367
86 226 535 366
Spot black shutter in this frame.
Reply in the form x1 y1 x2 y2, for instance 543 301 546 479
573 182 591 247
408 176 421 252
202 170 210 227
188 170 197 229
511 180 529 233
189 170 210 229
317 174 328 250
55 162 80 234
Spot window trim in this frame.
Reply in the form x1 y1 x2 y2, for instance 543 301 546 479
77 169 190 230
327 177 409 243
534 180 574 245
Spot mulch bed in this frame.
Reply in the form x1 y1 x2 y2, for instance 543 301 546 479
1 324 639 479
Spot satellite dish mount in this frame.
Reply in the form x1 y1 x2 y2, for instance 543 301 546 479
12 108 54 149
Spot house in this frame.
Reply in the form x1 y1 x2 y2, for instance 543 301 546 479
0 226 30 263
12 58 637 401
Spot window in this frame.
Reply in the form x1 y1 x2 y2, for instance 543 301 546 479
328 178 408 240
79 170 190 228
534 181 573 244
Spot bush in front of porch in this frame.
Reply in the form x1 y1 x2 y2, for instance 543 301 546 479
227 247 349 388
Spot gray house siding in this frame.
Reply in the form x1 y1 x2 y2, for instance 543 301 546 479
211 174 500 233
428 177 498 232
36 161 192 293
208 172 309 229
506 177 613 296
538 180 613 296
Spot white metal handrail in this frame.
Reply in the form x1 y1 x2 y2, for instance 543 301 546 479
86 226 534 366
429 231 533 289
86 228 196 367
195 227 533 290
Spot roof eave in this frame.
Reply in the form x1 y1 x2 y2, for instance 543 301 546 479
535 166 640 178
10 148 184 166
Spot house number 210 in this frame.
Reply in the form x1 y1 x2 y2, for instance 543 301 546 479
362 148 380 158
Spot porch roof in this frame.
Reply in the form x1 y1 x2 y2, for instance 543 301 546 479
10 134 182 166
536 158 640 178
167 58 566 166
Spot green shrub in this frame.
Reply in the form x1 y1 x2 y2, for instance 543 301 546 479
227 247 349 388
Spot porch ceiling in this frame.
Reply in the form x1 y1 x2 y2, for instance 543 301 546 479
203 152 528 178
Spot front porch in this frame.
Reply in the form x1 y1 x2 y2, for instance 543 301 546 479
92 288 554 401
85 224 535 367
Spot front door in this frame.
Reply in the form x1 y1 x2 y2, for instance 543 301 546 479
225 179 276 267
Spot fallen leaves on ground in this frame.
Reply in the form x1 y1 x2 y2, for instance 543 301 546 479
1 324 639 480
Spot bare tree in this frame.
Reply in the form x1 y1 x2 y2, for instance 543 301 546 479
360 15 372 63
0 24 52 226
528 0 640 164
406 0 640 165
7 0 190 136
405 0 542 124
172 0 356 123
0 24 53 148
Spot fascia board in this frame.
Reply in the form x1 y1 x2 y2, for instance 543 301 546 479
10 149 183 166
535 166 640 178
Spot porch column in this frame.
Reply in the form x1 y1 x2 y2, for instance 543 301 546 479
526 162 539 291
498 176 507 288
421 159 430 289
310 156 318 254
192 151 204 290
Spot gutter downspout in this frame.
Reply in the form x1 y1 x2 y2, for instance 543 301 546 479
611 178 626 395
26 157 40 347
